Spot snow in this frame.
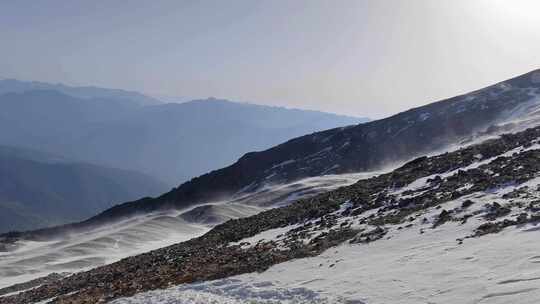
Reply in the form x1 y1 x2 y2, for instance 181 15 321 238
303 147 333 163
229 224 300 249
111 278 340 304
120 218 540 304
114 177 540 304
0 203 266 290
456 183 474 192
0 285 41 298
337 201 353 214
339 141 351 149
270 159 296 169
392 175 431 195
418 112 431 121
320 164 340 175
0 172 381 291
31 291 78 304
12 90 540 302
392 140 540 197
0 213 210 290
231 171 382 207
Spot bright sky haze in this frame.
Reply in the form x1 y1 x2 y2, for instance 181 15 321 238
1 0 540 118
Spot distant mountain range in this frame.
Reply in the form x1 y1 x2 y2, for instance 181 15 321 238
0 78 161 106
0 79 367 232
0 145 167 233
0 80 368 184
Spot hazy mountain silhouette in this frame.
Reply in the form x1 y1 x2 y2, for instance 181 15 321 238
0 78 161 106
0 87 367 184
0 145 167 233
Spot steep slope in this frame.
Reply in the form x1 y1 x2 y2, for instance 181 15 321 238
0 146 167 233
0 89 365 184
0 172 370 289
5 122 540 303
43 69 540 229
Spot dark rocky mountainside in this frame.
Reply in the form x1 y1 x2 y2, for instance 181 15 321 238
17 69 540 237
5 121 540 303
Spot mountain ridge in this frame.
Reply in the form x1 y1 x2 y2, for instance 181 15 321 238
5 116 540 303
3 68 540 240
0 78 161 106
72 69 540 222
0 145 168 233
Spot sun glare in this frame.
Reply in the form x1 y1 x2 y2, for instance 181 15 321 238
487 0 540 23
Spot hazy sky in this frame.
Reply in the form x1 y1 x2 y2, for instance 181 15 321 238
1 0 540 118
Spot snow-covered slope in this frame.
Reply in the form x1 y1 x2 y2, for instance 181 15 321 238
4 69 540 249
4 70 540 304
0 172 373 293
114 218 540 304
5 125 540 304
110 130 540 304
0 213 209 291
